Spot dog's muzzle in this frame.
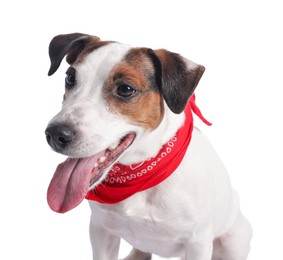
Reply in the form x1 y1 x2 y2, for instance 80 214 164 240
45 123 76 152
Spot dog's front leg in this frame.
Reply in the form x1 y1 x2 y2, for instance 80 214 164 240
89 215 120 260
183 239 213 260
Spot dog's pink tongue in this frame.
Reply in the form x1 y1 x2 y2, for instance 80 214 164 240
47 157 98 213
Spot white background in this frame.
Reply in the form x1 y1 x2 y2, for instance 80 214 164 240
0 0 282 259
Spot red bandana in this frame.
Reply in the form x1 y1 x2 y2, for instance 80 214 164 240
86 94 211 204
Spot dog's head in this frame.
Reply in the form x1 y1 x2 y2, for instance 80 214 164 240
45 33 205 213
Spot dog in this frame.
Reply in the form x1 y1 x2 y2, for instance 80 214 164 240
45 33 252 260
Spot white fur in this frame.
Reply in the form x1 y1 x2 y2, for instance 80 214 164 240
89 126 252 260
50 42 252 259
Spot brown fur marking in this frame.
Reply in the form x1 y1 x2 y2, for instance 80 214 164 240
103 48 164 131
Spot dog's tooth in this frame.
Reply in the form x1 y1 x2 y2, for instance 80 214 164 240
94 163 98 168
99 156 106 163
109 141 120 150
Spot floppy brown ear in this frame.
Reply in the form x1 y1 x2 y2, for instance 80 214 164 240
48 33 100 76
152 49 205 114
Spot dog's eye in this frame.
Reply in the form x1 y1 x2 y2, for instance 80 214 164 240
65 73 75 88
117 84 136 98
65 72 76 89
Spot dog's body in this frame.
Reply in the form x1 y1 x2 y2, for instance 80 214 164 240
45 33 252 260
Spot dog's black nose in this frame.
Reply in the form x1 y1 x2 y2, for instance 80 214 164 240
45 124 75 152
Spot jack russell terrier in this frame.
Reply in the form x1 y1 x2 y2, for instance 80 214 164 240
45 33 252 260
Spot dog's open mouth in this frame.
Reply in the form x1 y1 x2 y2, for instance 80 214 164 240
47 133 136 213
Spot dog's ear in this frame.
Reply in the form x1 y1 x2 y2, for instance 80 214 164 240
150 49 205 114
48 33 100 76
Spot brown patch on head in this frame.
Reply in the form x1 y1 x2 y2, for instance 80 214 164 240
103 48 164 131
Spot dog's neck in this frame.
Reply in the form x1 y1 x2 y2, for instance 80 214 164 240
119 104 185 165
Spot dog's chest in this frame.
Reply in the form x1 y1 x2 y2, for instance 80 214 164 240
89 196 187 257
